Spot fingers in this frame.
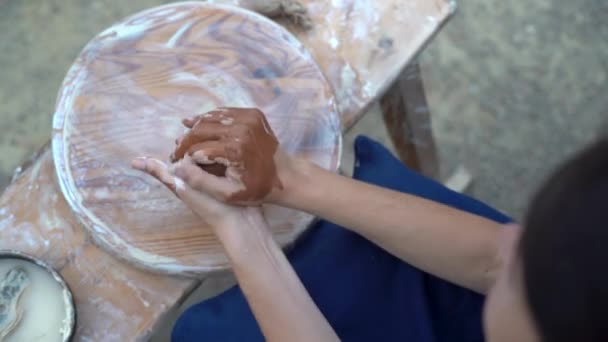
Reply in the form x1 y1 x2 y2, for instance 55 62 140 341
171 123 230 162
173 156 221 192
131 157 177 194
200 163 228 177
186 141 226 161
173 176 243 228
188 140 241 164
182 108 266 129
182 116 200 129
172 176 215 209
174 156 242 200
182 108 232 128
186 141 235 177
171 134 197 162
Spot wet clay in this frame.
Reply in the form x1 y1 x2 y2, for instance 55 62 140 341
189 162 227 178
171 108 282 203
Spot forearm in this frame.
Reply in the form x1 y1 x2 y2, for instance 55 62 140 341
215 208 339 342
275 161 503 294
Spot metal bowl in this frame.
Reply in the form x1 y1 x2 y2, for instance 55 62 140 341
0 250 75 341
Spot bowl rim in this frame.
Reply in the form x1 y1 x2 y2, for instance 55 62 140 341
0 249 76 341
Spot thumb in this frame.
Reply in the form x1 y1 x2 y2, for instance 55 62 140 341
173 176 216 207
173 174 243 228
173 156 243 201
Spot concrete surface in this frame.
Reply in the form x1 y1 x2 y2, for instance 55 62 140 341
0 0 607 339
421 0 608 217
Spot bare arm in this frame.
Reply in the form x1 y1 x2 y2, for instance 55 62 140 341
132 155 338 342
162 107 504 337
216 208 339 342
169 108 505 294
272 160 504 294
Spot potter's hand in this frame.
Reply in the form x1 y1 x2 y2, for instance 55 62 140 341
132 155 339 342
171 107 298 204
131 156 255 229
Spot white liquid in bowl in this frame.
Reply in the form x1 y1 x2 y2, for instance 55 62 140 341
0 259 70 342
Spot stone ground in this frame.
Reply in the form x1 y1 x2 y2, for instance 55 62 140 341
0 0 606 339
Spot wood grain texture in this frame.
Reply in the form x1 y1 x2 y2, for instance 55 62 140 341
381 63 439 178
0 150 197 341
52 3 341 276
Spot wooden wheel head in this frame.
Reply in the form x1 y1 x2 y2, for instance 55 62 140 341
52 3 341 276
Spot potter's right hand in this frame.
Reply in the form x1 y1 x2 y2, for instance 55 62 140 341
170 108 301 205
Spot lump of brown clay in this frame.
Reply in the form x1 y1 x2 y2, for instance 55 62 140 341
171 107 281 203
198 163 227 177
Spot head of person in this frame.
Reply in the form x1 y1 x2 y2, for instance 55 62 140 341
483 137 608 342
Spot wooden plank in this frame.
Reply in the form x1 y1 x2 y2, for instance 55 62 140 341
380 63 439 178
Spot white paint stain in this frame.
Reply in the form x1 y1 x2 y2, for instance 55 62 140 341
351 2 380 40
166 21 195 48
99 22 149 41
99 6 189 42
362 81 378 98
329 37 339 49
336 63 361 113
174 177 186 192
220 118 234 125
92 188 113 200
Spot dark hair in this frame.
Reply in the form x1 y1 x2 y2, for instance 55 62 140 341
520 137 608 342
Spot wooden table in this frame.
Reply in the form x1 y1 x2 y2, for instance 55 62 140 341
0 0 453 340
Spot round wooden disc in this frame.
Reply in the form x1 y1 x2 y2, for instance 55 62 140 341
52 2 341 276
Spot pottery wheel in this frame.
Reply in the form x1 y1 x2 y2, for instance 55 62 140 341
52 2 341 276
